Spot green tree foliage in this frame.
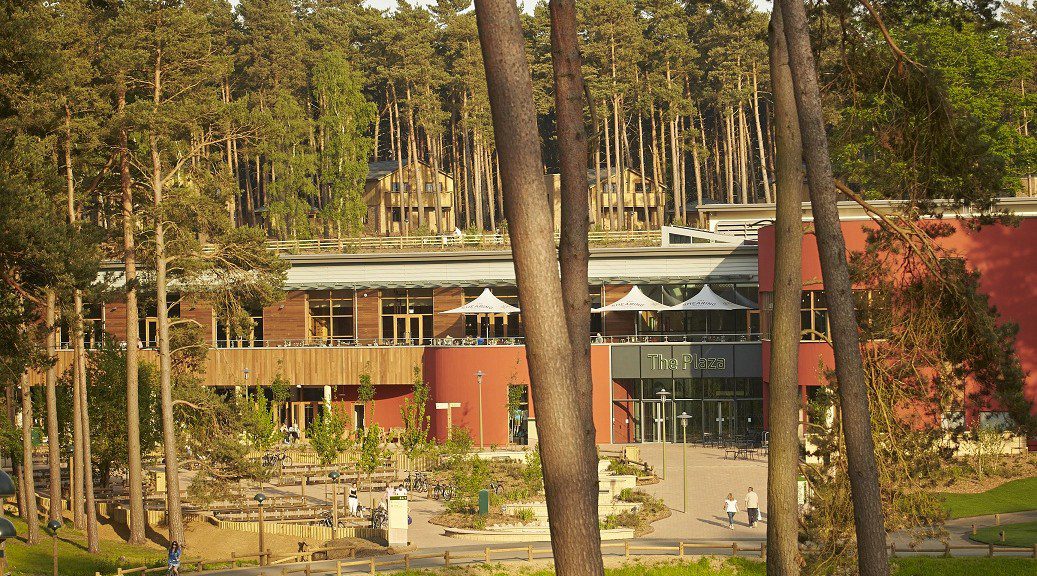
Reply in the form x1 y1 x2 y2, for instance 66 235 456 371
399 365 432 459
308 405 351 466
83 341 162 486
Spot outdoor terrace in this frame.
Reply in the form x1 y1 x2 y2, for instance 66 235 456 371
264 229 662 255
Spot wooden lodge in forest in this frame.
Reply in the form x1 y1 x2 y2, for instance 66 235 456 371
545 167 665 231
363 160 456 236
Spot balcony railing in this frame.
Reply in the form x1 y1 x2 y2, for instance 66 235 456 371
265 229 661 254
208 332 760 349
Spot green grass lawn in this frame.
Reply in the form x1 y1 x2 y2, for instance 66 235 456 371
2 515 164 576
387 558 1036 576
891 557 1037 576
938 476 1037 519
971 521 1037 547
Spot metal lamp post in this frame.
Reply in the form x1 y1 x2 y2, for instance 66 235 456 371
677 412 692 514
0 469 18 576
657 388 670 480
243 368 251 400
46 520 61 576
329 471 341 538
253 493 266 565
475 370 485 449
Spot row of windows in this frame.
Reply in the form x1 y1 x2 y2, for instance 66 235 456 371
60 284 765 348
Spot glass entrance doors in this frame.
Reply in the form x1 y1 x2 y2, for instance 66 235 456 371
640 400 673 443
391 314 423 344
703 400 735 444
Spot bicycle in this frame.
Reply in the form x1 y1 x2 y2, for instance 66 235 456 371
407 472 429 493
430 483 454 501
371 506 388 529
488 481 504 495
261 452 293 468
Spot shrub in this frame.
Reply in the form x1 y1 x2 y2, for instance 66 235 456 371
512 508 536 523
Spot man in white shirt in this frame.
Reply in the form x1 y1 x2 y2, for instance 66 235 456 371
745 487 760 528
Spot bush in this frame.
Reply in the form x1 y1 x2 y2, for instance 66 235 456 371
446 455 491 513
512 508 536 523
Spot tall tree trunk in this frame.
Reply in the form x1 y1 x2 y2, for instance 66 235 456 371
474 3 604 575
5 383 24 518
473 133 485 231
73 291 99 552
636 114 650 228
65 102 98 551
752 65 773 203
691 117 704 210
63 111 86 531
766 6 804 573
612 97 625 229
405 86 426 230
44 291 61 523
19 374 40 544
776 1 890 573
150 50 186 545
120 83 146 545
603 103 616 230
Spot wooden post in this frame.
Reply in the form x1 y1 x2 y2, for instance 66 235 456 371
527 544 533 562
405 554 411 570
624 541 630 558
943 543 950 557
995 513 1000 526
760 543 766 559
369 557 376 575
890 543 896 558
732 542 739 556
305 563 312 576
972 523 977 535
678 542 684 558
444 550 451 567
988 543 995 557
336 561 342 576
1031 543 1037 559
999 530 1005 543
484 546 490 562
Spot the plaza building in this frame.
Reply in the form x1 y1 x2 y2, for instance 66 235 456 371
34 198 1037 449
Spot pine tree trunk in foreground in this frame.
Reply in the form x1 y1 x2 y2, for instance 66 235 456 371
20 374 40 544
74 291 99 552
121 80 147 544
775 0 890 573
44 291 62 522
473 2 604 574
766 5 804 574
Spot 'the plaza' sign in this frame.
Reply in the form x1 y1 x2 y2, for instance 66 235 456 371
646 352 727 371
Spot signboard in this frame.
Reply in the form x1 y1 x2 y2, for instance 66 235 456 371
611 343 761 379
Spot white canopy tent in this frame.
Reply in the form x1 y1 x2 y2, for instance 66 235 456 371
440 288 520 315
439 288 520 340
667 284 747 311
591 286 669 335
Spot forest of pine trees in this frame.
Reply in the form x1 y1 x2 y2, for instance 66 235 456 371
3 0 1033 241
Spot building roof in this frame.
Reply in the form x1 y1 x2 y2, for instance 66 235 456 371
366 160 452 182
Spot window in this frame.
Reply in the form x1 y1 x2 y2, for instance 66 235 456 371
58 303 105 350
308 291 355 344
381 289 433 343
800 291 829 342
635 284 760 339
215 306 264 348
462 287 522 338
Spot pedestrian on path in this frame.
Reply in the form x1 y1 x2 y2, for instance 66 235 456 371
745 487 759 528
167 541 182 575
724 493 738 529
348 485 359 516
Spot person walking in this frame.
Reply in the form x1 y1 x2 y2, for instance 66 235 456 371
745 486 760 528
348 485 359 517
724 493 738 529
167 541 183 575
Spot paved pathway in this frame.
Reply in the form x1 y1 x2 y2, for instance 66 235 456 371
889 510 1037 547
618 443 769 541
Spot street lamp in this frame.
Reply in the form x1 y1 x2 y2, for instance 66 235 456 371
253 493 267 565
328 471 341 538
656 388 670 480
243 368 251 400
475 370 485 449
0 469 17 576
46 520 61 576
677 412 693 514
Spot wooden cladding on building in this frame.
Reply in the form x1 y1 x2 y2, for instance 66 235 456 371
28 347 425 387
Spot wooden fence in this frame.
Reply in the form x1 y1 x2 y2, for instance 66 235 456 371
98 539 1037 576
211 516 387 544
264 230 660 254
